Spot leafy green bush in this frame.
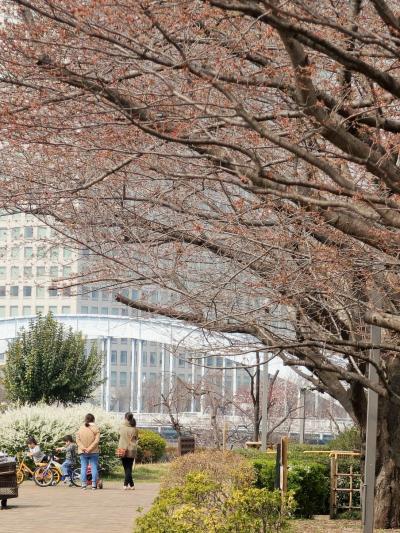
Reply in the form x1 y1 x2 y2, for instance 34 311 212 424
328 427 361 451
137 429 166 463
135 471 295 532
251 458 329 517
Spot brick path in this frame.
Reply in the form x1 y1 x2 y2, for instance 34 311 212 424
0 480 159 533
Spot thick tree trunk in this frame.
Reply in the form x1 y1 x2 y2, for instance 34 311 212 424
374 456 400 528
367 379 400 528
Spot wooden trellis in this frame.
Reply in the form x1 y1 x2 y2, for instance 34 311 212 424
329 451 361 518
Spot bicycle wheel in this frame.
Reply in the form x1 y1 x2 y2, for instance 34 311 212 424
34 466 54 487
16 469 24 485
70 467 82 487
51 467 61 485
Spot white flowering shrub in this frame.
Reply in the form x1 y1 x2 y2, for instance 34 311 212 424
0 403 121 473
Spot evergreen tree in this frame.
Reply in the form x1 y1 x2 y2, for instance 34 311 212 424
2 313 103 405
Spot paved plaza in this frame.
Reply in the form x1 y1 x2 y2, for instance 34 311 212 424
0 480 159 533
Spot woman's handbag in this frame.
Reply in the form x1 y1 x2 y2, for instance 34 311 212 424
115 448 127 458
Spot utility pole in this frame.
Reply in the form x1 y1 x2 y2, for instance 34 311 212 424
363 319 381 532
261 352 269 451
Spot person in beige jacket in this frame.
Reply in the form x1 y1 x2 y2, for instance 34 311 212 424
118 412 138 490
76 413 100 490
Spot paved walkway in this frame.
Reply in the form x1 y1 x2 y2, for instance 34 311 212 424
0 480 159 533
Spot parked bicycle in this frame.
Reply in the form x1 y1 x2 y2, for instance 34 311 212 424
15 454 54 487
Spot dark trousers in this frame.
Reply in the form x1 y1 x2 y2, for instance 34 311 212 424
1 499 7 509
121 457 134 487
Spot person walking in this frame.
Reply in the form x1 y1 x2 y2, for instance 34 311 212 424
118 412 138 490
76 413 100 490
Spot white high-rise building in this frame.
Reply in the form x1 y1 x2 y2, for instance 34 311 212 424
0 211 252 413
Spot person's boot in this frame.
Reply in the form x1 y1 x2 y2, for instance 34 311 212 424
1 500 8 510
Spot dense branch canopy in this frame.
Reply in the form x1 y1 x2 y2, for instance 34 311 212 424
2 0 400 422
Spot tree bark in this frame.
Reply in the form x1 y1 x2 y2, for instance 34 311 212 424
357 359 400 528
373 410 400 528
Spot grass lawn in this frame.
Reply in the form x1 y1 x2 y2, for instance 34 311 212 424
104 462 169 483
291 516 400 532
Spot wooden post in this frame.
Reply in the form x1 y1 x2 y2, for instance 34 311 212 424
330 455 337 519
363 319 381 532
222 419 228 451
280 436 288 494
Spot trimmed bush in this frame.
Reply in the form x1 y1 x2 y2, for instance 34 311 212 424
135 471 295 532
164 450 255 491
137 429 166 463
251 458 329 517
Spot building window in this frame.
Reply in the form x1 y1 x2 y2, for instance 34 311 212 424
10 286 18 297
111 351 117 365
0 228 7 240
62 266 71 277
91 291 99 300
61 306 71 314
23 305 31 316
11 246 20 259
90 306 98 314
50 266 58 278
111 307 119 315
37 246 46 259
110 371 117 387
0 267 6 279
48 289 57 297
120 351 128 366
120 372 127 387
100 307 109 315
24 227 33 239
0 306 5 317
24 266 32 278
142 352 147 366
131 290 139 299
36 305 45 314
10 266 19 279
23 286 32 297
0 353 4 362
81 306 89 314
24 247 33 259
50 247 58 260
63 247 72 259
36 287 45 298
178 358 185 368
11 227 20 239
216 357 223 367
0 286 5 297
37 226 48 238
36 266 46 278
63 287 72 297
150 352 157 366
10 306 18 317
121 308 128 316
0 247 6 258
121 338 128 344
49 305 57 314
101 290 109 300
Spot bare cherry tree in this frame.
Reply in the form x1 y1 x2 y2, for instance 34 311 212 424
2 0 400 525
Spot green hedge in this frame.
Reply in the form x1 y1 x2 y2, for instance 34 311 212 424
137 429 166 462
251 458 330 518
